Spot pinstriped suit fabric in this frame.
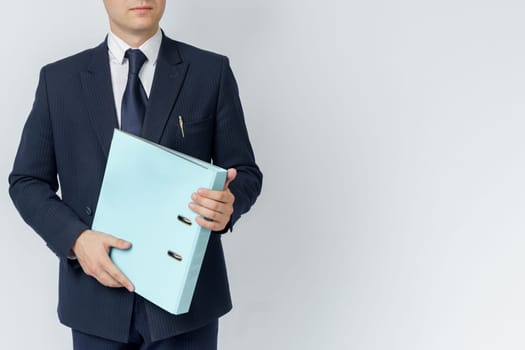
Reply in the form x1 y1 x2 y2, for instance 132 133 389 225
9 33 262 343
72 296 218 349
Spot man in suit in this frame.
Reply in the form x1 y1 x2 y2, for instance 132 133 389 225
8 0 262 349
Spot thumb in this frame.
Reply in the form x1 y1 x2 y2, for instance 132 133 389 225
224 168 237 189
108 235 132 250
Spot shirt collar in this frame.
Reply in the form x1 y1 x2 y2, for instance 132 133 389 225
107 28 163 65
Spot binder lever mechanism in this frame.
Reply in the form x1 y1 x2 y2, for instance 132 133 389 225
178 215 192 226
168 250 183 261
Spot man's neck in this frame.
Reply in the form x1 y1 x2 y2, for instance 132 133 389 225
110 26 159 48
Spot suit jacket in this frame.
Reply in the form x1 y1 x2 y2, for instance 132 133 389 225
8 34 262 342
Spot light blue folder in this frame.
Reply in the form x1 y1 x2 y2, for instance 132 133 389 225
92 129 227 315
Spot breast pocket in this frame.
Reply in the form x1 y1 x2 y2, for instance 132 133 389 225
162 115 215 160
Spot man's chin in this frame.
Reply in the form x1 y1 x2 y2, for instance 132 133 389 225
128 22 159 35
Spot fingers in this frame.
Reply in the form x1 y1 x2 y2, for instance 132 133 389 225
97 236 134 291
194 215 229 231
190 186 235 230
191 190 234 213
83 262 124 289
190 202 224 223
195 168 236 201
72 230 134 291
102 255 134 292
189 201 231 231
96 271 123 288
186 168 238 231
195 187 235 203
83 254 134 292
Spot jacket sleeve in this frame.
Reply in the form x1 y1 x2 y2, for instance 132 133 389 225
212 57 263 232
8 67 89 258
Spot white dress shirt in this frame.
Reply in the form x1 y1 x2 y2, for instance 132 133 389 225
107 29 163 127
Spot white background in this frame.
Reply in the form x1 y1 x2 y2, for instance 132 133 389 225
2 1 525 349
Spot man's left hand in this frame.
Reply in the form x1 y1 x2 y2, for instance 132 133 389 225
189 168 236 231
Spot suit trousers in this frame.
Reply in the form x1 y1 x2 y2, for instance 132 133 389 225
72 295 218 350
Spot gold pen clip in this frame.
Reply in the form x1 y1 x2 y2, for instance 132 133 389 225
178 115 185 138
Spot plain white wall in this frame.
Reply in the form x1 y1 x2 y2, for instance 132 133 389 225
2 1 525 349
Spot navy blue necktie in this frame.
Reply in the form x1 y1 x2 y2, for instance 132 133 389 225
121 49 148 136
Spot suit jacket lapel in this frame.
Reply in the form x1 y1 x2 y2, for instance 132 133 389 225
142 35 189 143
80 40 118 158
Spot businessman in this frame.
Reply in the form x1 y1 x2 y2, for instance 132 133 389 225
8 0 262 349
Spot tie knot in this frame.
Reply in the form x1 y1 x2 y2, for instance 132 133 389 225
125 49 147 75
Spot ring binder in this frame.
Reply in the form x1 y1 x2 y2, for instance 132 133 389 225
92 129 227 314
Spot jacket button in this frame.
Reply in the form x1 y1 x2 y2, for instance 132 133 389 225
85 206 93 216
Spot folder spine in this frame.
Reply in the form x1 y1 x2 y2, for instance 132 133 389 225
176 169 228 313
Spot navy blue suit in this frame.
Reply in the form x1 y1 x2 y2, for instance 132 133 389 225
9 34 262 343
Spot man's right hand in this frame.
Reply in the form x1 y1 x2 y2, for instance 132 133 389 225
72 230 134 292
